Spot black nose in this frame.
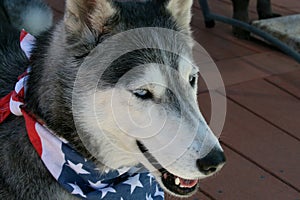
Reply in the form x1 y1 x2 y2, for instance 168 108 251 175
196 147 226 175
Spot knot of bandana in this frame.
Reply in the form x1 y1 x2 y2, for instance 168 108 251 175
0 30 164 200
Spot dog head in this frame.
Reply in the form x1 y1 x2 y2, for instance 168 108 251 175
60 0 226 197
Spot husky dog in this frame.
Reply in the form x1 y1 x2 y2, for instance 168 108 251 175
0 0 225 199
0 0 53 36
232 0 281 38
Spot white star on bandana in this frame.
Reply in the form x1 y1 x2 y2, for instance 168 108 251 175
88 180 108 190
69 183 87 198
147 173 154 185
67 160 90 175
154 185 164 198
124 174 144 194
146 193 154 200
100 187 117 199
117 166 131 175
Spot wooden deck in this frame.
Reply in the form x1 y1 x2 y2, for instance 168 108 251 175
46 0 300 199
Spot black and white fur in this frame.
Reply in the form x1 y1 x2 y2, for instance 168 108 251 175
0 0 225 199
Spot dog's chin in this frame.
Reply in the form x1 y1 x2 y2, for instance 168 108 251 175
155 170 200 197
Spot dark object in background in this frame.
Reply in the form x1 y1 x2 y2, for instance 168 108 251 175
231 0 281 39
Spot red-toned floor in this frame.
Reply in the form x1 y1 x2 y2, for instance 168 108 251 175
45 0 300 199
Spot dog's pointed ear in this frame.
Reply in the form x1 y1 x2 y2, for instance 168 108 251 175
64 0 116 34
166 0 193 33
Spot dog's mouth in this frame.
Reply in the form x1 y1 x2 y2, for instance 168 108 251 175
161 170 199 196
136 140 199 196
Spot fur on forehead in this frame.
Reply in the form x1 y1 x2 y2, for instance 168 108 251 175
99 48 180 88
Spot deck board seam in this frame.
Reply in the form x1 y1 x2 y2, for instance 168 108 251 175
220 141 300 193
198 189 216 200
216 90 300 142
264 78 300 101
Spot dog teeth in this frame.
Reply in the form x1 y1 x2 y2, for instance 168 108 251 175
175 177 180 186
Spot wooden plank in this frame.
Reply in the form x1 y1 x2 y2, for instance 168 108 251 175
166 191 212 200
271 0 300 13
198 92 300 190
242 51 300 75
193 0 296 21
52 9 64 22
223 79 300 139
247 0 297 16
45 0 65 13
193 29 257 61
198 146 300 200
193 0 233 17
196 57 267 93
213 57 266 86
44 0 64 22
192 191 213 200
266 70 300 99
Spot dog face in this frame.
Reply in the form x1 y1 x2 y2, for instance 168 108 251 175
66 0 225 197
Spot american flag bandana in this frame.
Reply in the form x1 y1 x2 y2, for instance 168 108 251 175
0 30 164 200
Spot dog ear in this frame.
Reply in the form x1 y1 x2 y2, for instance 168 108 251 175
166 0 193 33
64 0 116 34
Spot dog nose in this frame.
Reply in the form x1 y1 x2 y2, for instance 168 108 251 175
196 147 226 175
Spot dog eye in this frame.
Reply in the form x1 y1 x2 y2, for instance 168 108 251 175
133 89 153 100
189 74 197 87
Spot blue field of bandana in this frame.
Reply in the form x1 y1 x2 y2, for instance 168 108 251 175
57 143 164 200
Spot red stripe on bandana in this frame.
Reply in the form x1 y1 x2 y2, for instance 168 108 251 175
0 91 14 123
22 110 43 157
20 30 28 42
0 84 42 157
0 29 43 156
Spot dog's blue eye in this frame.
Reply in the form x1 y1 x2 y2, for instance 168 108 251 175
133 89 153 100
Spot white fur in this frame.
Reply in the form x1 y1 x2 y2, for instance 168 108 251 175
74 62 224 196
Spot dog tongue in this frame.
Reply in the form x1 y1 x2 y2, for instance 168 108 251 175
179 178 198 188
